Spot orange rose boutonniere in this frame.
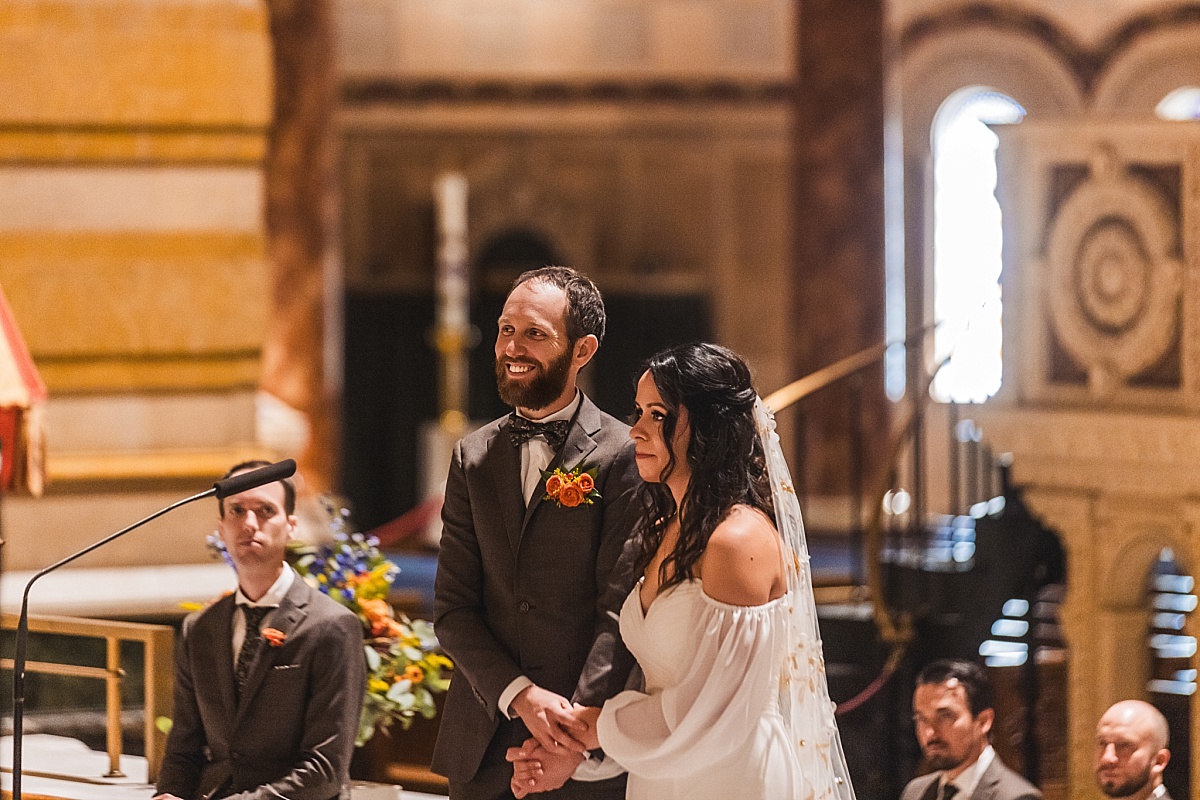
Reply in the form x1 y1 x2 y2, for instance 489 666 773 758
542 465 601 508
262 627 287 647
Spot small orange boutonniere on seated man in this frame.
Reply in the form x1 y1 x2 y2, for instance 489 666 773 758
542 464 601 508
262 627 287 647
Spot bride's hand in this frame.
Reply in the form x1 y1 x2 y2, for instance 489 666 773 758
506 737 582 796
570 704 602 750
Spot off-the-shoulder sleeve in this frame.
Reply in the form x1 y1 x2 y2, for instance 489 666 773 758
595 593 781 780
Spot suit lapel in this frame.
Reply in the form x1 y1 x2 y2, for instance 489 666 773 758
973 757 1002 800
207 596 238 723
486 420 526 554
234 576 310 726
520 396 601 533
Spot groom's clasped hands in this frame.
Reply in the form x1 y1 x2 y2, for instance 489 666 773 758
506 701 603 797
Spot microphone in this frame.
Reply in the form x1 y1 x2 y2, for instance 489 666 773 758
10 457 296 800
213 458 297 500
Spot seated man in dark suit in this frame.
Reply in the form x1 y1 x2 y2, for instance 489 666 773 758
1095 700 1172 800
155 461 367 800
902 659 1042 800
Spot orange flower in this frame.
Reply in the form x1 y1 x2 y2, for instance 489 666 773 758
262 627 287 647
361 598 389 621
541 464 600 508
360 598 395 636
404 664 425 683
558 483 584 508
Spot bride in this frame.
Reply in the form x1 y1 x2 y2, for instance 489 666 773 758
510 342 856 800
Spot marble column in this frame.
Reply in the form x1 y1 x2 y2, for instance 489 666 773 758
263 0 340 492
792 0 889 503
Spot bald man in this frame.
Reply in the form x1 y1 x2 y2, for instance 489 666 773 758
1095 700 1172 800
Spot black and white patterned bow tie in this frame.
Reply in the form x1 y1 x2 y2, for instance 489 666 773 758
507 415 571 451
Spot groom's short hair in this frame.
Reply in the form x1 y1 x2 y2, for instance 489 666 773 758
510 266 606 345
916 658 994 717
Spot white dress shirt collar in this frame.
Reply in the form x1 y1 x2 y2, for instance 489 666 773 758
235 562 295 607
943 744 996 800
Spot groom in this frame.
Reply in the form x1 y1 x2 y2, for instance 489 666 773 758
432 266 641 799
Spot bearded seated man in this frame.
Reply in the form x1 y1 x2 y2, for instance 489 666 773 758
902 660 1041 800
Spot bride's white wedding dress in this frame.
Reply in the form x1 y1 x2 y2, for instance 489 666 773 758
595 578 803 800
592 399 854 800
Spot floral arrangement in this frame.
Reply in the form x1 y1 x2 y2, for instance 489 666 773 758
287 500 451 746
541 464 600 508
206 498 451 746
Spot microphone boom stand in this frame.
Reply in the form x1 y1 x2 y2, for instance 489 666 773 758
10 488 215 800
9 457 295 800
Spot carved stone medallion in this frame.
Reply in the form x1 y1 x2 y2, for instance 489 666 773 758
1043 146 1182 395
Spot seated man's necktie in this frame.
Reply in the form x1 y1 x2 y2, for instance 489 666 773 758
236 605 272 696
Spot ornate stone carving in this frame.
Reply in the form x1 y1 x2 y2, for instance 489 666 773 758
1042 145 1182 397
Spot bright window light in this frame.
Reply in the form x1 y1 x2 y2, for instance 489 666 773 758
931 88 1025 403
991 618 1030 638
1002 598 1030 617
1157 87 1200 120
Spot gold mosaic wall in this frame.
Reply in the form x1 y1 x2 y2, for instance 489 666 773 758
0 1 274 572
0 0 272 397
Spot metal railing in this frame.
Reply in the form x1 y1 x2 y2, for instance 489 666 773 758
0 612 174 782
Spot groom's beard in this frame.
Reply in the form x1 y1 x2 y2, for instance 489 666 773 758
495 347 574 411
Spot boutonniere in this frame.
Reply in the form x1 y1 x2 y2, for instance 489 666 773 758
542 465 601 508
262 627 287 647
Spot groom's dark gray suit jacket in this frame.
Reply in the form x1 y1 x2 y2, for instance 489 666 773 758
432 393 641 794
157 574 367 800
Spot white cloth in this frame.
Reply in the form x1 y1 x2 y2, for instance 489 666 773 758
596 579 802 799
231 564 293 667
755 398 856 800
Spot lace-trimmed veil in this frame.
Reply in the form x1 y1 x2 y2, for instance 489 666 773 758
754 397 856 800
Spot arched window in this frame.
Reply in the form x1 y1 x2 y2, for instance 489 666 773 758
1156 87 1200 120
930 88 1025 403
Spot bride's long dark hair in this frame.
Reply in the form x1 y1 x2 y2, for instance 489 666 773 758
633 342 774 592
